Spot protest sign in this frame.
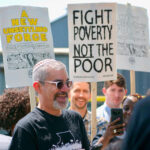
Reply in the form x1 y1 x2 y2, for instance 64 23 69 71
117 4 150 72
0 6 54 88
68 3 117 82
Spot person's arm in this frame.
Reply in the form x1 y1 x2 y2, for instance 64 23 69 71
9 126 36 150
92 120 108 146
92 119 125 150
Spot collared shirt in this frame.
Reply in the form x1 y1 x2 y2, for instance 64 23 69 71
92 117 108 145
83 110 92 143
96 102 111 122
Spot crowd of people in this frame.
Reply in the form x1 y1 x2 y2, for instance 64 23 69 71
0 58 150 150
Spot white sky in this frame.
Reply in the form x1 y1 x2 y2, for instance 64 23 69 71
0 0 149 22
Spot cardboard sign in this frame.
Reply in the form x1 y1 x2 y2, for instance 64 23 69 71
117 4 150 72
0 6 54 88
68 3 117 82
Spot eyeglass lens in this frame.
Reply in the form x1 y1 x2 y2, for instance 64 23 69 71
57 81 72 89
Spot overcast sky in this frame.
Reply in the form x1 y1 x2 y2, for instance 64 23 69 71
0 0 149 22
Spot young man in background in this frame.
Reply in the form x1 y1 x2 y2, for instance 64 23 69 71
96 73 127 122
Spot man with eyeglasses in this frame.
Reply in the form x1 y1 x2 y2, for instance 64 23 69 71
9 59 90 150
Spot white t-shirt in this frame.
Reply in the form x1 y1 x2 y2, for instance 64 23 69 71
0 134 12 150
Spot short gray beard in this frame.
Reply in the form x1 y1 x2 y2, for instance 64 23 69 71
53 99 69 110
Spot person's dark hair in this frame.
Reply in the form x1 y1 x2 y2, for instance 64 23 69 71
104 73 126 89
122 93 142 104
0 87 30 133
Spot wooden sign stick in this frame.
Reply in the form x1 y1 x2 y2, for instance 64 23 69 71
91 82 97 141
130 70 136 95
29 86 36 111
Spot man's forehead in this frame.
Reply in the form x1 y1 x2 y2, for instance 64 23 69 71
107 83 125 89
47 68 68 79
72 82 90 89
73 82 89 86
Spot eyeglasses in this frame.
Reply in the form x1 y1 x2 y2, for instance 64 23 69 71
40 80 72 89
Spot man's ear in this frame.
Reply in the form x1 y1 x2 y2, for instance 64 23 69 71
125 89 127 95
33 81 40 93
102 87 106 95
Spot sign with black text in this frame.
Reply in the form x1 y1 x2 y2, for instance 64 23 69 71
68 3 117 82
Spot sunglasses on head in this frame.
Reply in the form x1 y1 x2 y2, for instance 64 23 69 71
40 80 72 89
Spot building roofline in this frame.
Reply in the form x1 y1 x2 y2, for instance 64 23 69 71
51 14 67 24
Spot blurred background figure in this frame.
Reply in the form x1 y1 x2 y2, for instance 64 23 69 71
102 93 142 150
92 93 142 149
0 87 30 136
146 88 150 96
123 93 142 126
122 95 150 150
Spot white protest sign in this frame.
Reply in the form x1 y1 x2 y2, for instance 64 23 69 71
0 6 54 88
68 3 117 82
117 4 150 72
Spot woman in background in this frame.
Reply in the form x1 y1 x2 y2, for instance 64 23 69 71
104 93 142 150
